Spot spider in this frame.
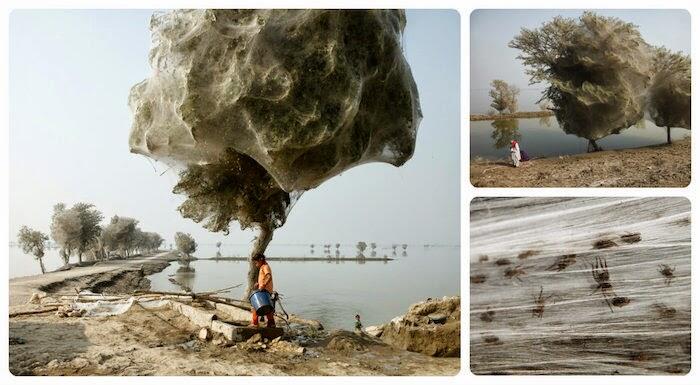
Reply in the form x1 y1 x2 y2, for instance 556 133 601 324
658 264 676 286
591 256 615 312
611 296 631 308
620 232 641 244
504 264 527 282
480 308 495 322
651 303 677 319
470 274 487 284
495 258 511 266
545 254 577 271
532 286 556 318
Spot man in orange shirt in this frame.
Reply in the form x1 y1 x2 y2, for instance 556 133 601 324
251 253 275 327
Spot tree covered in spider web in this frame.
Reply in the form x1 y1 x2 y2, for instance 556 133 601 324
173 149 292 296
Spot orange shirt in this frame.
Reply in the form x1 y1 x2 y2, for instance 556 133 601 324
258 263 274 292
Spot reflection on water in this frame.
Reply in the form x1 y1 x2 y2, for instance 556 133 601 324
471 117 690 160
491 119 521 149
148 244 459 330
539 115 552 127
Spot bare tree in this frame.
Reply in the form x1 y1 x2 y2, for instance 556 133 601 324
17 226 49 274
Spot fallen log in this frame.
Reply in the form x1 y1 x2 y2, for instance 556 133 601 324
10 307 59 318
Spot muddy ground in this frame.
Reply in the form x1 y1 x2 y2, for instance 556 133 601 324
10 307 459 376
9 253 460 376
470 137 690 187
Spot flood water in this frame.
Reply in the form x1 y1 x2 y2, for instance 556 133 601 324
470 117 690 160
9 245 71 278
9 243 460 331
150 244 459 330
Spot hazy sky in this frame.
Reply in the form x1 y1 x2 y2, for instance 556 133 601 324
470 9 691 113
9 10 460 247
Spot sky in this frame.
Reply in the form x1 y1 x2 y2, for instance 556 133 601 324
9 9 460 247
470 9 691 113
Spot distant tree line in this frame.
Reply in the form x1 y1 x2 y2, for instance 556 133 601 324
16 202 165 274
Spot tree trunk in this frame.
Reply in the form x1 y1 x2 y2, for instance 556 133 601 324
667 126 671 144
78 251 83 265
243 224 273 300
38 257 46 274
60 249 70 265
588 139 602 152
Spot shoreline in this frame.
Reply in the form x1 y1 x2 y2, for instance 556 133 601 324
470 137 690 187
9 251 178 307
9 251 460 375
201 256 394 262
469 110 554 121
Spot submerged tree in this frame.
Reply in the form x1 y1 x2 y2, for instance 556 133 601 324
357 242 367 252
215 241 222 259
510 12 653 151
647 48 691 144
174 232 197 259
489 80 519 114
17 226 49 274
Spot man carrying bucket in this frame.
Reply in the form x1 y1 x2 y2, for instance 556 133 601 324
251 253 276 328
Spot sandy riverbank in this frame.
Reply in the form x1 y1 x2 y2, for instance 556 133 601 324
9 253 460 376
470 137 690 187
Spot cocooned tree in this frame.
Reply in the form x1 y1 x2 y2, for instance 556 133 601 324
489 80 520 114
647 48 691 144
129 9 421 299
510 12 653 151
174 232 197 259
17 226 49 274
173 150 290 297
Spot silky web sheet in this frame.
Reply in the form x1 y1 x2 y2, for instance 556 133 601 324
129 9 421 192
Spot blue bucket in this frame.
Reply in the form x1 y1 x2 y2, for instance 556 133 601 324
249 290 274 315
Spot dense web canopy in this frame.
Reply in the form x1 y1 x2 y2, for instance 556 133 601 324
510 12 654 141
129 9 421 193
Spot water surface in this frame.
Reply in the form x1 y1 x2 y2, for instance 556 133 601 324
149 244 460 330
470 117 690 160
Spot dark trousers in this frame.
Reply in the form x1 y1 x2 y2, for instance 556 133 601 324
251 308 276 327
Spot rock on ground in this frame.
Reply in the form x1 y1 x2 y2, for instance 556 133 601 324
379 296 460 357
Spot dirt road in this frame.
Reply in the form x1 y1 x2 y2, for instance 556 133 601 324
9 252 176 307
